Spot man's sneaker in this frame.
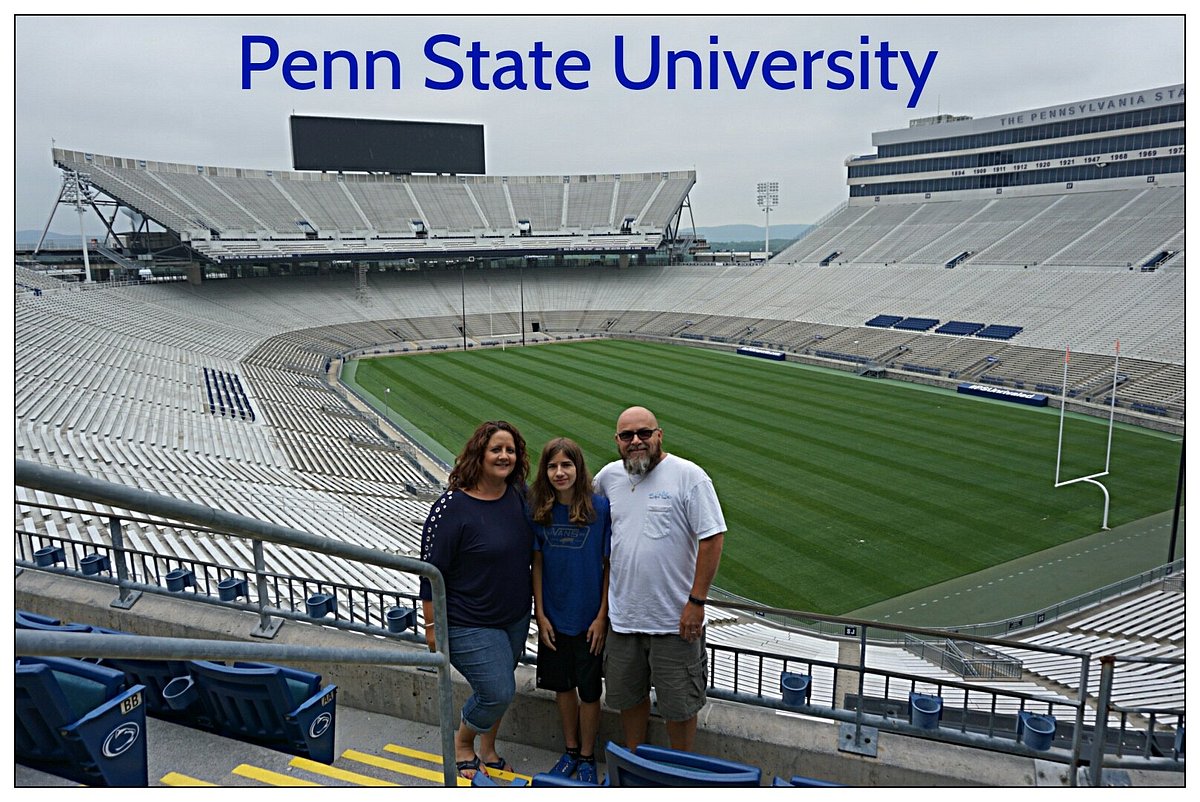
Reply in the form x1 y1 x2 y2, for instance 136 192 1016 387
576 759 598 785
550 752 579 777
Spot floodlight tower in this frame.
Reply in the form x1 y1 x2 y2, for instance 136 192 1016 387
39 170 99 283
756 181 779 263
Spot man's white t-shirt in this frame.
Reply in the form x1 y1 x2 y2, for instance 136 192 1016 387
594 453 726 634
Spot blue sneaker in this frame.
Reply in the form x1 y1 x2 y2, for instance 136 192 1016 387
550 752 579 777
577 759 598 784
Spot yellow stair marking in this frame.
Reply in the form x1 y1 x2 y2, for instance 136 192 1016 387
383 743 532 783
342 748 470 787
159 772 217 787
231 764 322 787
287 756 400 786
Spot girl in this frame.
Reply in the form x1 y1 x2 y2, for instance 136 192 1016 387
529 437 612 784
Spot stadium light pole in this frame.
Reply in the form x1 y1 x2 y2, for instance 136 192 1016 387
756 182 779 264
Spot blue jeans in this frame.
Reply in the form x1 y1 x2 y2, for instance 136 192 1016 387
448 615 530 733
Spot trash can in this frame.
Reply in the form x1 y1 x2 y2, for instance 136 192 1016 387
909 692 943 730
33 545 65 567
386 607 416 633
80 553 110 576
217 577 247 601
1018 711 1057 751
163 675 198 711
780 672 812 706
306 593 337 618
165 567 195 592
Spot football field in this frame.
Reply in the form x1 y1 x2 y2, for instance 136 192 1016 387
349 339 1182 614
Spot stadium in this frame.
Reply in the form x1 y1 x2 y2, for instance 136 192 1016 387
13 37 1184 789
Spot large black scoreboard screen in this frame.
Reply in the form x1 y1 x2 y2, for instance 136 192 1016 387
290 116 485 174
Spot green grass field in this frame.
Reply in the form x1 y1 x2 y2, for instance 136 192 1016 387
349 339 1182 614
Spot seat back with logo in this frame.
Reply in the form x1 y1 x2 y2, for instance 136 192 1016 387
15 656 148 786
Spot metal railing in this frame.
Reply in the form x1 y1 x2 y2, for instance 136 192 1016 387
704 599 1183 784
15 459 1184 786
903 635 1024 681
14 459 460 787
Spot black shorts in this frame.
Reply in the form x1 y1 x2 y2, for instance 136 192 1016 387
536 631 604 703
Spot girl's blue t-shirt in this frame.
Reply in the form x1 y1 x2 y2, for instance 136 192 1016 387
532 494 611 636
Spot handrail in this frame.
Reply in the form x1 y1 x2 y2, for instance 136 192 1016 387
13 458 459 787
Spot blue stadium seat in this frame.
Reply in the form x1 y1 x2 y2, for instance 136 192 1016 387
603 741 761 787
99 655 195 718
772 775 844 787
15 609 92 632
15 656 148 786
167 659 338 763
530 771 595 787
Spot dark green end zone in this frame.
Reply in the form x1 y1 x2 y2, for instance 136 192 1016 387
346 339 1183 618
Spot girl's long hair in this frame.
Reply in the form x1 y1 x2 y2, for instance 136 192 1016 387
447 420 529 491
529 437 596 525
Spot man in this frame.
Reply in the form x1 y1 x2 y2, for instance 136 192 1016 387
593 405 726 752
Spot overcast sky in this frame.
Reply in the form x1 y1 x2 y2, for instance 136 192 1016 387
12 14 1185 234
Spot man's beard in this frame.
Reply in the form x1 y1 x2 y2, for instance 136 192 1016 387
623 444 659 476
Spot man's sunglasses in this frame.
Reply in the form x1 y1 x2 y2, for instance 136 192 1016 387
616 427 660 443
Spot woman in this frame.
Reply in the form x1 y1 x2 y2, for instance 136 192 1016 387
420 420 533 781
529 437 611 784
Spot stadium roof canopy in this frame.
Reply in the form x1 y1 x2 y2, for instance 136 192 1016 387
51 147 696 265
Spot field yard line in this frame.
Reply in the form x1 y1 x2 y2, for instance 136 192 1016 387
844 508 1185 628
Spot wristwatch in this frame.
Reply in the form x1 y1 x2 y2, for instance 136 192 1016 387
687 595 706 607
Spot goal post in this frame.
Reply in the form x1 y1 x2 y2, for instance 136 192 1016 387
1054 341 1121 530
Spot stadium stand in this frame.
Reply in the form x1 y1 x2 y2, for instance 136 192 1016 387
51 149 694 261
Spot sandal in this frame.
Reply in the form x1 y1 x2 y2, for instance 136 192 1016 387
484 756 512 773
456 754 485 780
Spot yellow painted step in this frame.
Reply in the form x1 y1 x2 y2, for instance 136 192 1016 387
383 743 532 783
159 772 217 787
231 764 322 787
342 748 469 787
288 756 400 786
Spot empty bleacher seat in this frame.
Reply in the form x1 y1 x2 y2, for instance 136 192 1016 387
164 659 337 763
15 656 149 786
603 741 761 787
